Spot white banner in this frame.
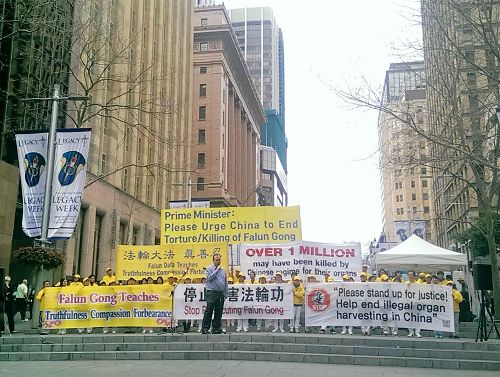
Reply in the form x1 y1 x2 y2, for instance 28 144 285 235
48 128 91 238
238 241 362 280
169 200 210 209
305 282 454 332
174 284 293 320
15 131 49 237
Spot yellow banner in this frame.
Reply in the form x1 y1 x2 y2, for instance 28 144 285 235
115 244 229 280
161 206 302 245
41 285 172 329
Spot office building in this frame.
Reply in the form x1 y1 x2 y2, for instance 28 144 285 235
378 62 436 245
229 7 288 205
191 5 266 207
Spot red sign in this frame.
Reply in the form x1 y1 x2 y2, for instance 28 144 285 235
307 288 331 312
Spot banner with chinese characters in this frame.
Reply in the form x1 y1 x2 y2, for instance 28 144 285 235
238 241 362 281
174 284 293 320
48 128 91 238
304 282 454 332
161 206 302 245
15 130 49 238
40 285 172 329
115 244 229 280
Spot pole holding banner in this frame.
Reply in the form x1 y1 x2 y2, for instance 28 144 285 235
21 84 89 329
40 84 60 242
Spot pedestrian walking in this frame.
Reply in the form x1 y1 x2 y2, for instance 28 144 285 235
16 279 29 321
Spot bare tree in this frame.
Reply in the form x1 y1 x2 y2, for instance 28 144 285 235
338 0 500 315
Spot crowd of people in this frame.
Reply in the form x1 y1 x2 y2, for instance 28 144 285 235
2 264 473 339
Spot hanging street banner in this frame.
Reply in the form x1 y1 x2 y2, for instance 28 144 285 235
174 283 293 320
161 206 302 245
115 244 229 280
238 241 362 280
15 131 49 237
40 285 173 329
305 282 454 332
48 128 91 238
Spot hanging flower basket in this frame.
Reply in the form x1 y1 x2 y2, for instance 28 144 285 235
15 246 64 269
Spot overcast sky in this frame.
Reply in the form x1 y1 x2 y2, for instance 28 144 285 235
223 0 422 249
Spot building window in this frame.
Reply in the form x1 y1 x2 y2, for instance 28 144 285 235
201 18 208 27
396 195 399 203
121 168 128 191
200 66 207 74
399 194 403 201
422 180 428 187
424 206 430 214
198 129 206 144
199 83 207 97
395 182 399 190
100 153 106 175
135 177 141 196
413 207 417 213
197 177 205 191
200 42 208 51
411 180 415 188
423 193 429 200
198 106 206 120
412 193 416 201
197 153 206 168
421 167 427 174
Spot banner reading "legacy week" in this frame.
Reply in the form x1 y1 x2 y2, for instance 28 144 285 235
161 206 302 245
305 282 454 332
40 285 172 329
15 129 91 239
174 284 294 320
237 241 362 280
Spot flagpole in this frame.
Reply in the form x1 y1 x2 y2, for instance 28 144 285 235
40 84 60 242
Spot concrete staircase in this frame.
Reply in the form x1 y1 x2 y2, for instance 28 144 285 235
1 330 499 371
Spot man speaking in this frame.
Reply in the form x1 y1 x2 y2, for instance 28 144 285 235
201 253 228 334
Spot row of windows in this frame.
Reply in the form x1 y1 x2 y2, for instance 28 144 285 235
394 179 428 189
395 207 430 215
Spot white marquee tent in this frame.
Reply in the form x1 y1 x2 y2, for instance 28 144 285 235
375 234 468 272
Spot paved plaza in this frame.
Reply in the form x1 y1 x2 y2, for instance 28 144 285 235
0 360 498 377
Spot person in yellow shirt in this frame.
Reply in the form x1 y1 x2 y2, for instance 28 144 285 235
290 276 304 333
70 274 84 287
165 273 175 287
406 270 421 337
360 272 368 282
272 272 286 333
256 275 270 331
341 274 353 335
101 268 116 285
235 274 248 332
36 280 51 334
447 280 463 338
416 272 427 284
320 276 336 335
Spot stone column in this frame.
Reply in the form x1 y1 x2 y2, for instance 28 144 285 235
79 204 96 277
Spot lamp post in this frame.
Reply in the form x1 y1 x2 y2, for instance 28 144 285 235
23 84 89 329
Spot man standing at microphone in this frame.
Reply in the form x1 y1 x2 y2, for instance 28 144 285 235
201 253 228 334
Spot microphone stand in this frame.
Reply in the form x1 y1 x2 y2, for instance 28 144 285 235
170 269 189 333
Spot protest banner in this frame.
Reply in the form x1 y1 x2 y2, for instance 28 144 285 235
174 284 293 320
238 241 362 280
48 128 91 238
161 206 301 245
40 285 172 329
15 131 49 237
115 244 228 280
305 282 454 332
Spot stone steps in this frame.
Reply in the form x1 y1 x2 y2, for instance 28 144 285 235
1 333 499 371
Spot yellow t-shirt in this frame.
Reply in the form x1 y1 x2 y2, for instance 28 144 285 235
292 284 305 305
102 275 116 285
